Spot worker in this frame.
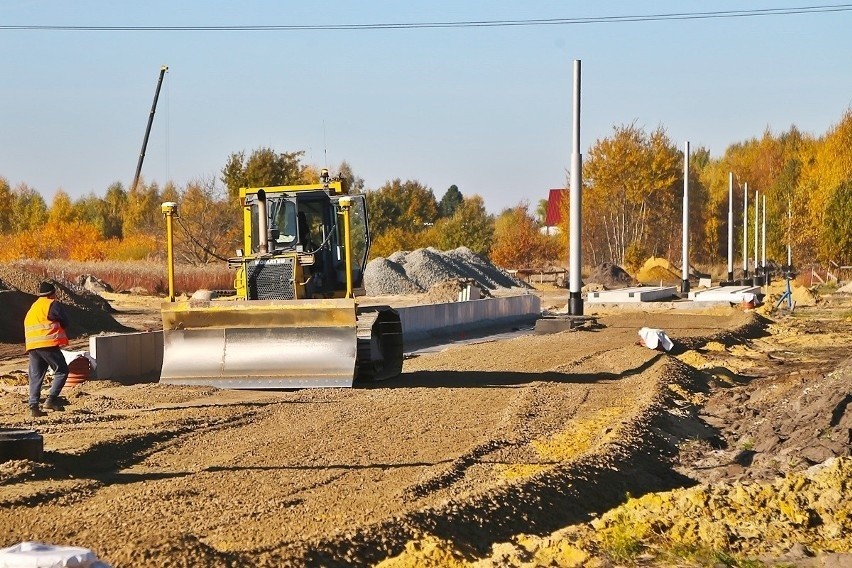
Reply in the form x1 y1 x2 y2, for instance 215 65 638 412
298 211 315 251
24 281 70 417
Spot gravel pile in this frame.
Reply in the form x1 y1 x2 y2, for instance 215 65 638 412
586 262 635 288
363 246 526 296
363 258 424 295
0 264 129 343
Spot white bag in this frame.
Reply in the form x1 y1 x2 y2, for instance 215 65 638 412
637 327 674 352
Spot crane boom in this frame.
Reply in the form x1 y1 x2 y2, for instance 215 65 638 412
131 65 168 193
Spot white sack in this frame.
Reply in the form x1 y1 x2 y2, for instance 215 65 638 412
60 350 97 372
637 327 674 352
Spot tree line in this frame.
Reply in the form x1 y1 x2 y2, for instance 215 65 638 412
1 108 850 269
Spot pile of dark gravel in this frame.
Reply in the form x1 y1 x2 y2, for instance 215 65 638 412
0 264 130 343
586 262 635 288
363 246 526 296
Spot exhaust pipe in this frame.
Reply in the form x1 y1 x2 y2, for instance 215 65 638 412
257 189 269 254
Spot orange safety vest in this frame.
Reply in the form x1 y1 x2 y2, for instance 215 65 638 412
24 297 69 351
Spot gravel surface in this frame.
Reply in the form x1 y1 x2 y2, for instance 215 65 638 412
0 307 752 567
1 285 850 567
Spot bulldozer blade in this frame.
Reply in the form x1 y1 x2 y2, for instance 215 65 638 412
160 298 358 389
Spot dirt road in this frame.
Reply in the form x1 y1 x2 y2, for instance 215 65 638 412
0 294 744 565
1 290 850 566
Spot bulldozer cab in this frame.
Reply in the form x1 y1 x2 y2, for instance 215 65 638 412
239 187 370 300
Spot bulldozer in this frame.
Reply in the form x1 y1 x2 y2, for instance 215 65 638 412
158 170 403 389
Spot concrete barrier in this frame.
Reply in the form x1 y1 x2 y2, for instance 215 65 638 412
396 294 541 341
587 286 678 303
688 285 761 302
88 295 541 381
89 331 163 381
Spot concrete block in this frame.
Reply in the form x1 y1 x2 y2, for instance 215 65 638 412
587 286 677 303
89 331 163 380
687 285 761 302
457 285 481 302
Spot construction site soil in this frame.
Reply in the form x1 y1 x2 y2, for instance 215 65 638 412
1 281 851 567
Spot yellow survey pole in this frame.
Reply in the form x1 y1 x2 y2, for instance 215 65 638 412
339 197 354 299
161 202 177 302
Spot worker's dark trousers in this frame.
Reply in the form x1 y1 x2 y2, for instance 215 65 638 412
28 347 68 406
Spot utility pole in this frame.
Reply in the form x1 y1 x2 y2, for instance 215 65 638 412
727 172 734 283
681 141 690 294
568 59 583 316
742 182 749 281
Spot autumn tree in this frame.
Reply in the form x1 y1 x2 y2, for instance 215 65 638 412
9 183 48 234
0 177 12 233
365 179 439 237
822 179 852 264
48 190 76 225
535 199 549 225
369 227 431 259
704 127 810 266
70 193 106 233
438 184 463 218
797 110 852 262
173 177 240 265
583 124 682 266
336 161 365 194
490 203 559 269
123 180 162 238
101 182 128 239
434 195 494 255
221 148 309 200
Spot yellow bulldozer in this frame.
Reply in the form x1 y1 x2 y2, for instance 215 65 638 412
158 170 403 389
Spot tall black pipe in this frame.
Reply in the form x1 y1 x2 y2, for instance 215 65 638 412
131 65 168 193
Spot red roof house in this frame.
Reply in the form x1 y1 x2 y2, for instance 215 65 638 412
544 188 568 229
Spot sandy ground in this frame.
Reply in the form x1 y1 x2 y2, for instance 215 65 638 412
1 288 850 566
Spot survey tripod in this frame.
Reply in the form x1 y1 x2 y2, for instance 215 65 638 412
774 265 796 312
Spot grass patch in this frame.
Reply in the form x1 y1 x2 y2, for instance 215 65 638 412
712 550 766 567
598 511 647 564
659 543 768 568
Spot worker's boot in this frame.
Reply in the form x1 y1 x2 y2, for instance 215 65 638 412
30 404 47 418
44 396 65 411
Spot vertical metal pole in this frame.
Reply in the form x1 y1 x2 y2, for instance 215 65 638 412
787 200 792 267
754 189 759 283
569 59 583 316
727 173 734 282
743 182 749 280
761 194 767 278
161 202 177 302
681 141 690 293
340 198 354 299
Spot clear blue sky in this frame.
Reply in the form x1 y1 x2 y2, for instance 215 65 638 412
1 1 850 213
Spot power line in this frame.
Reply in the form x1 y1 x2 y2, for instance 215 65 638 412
2 4 851 31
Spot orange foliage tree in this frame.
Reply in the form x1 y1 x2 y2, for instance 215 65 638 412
490 203 559 269
583 124 684 267
0 220 108 261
